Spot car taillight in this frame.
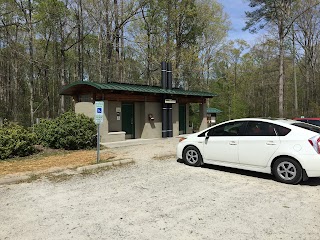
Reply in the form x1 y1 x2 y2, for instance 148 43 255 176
308 136 320 154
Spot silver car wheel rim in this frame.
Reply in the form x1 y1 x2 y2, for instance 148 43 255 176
277 161 297 181
186 150 198 164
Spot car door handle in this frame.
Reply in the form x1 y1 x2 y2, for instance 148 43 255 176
229 141 237 145
266 141 276 145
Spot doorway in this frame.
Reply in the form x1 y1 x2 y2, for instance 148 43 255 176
122 103 134 139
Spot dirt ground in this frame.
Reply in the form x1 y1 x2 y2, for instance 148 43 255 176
0 150 116 176
1 138 320 240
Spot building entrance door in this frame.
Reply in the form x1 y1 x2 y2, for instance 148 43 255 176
122 103 134 139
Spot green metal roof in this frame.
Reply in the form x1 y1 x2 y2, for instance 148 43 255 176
207 107 222 114
60 81 217 98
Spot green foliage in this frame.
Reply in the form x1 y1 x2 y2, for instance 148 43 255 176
34 112 97 150
0 122 36 160
189 104 201 130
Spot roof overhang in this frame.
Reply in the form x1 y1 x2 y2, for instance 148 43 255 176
60 81 217 103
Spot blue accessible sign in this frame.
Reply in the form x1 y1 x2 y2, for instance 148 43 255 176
95 101 104 124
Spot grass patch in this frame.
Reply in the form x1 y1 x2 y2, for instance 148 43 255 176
94 156 117 164
0 149 116 176
45 173 75 183
81 161 134 176
17 172 75 184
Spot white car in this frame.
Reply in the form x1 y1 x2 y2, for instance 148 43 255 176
177 118 320 184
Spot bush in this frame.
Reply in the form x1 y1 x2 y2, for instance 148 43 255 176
34 112 97 150
0 122 36 160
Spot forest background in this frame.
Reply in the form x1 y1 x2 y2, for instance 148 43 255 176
1 0 320 127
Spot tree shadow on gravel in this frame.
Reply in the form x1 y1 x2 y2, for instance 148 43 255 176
176 159 320 186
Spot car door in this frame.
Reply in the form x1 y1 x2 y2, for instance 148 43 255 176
238 121 280 167
203 121 246 164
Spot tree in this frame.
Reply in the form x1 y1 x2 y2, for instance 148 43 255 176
294 0 320 115
244 0 296 118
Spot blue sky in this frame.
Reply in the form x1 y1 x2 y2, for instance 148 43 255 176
218 0 261 44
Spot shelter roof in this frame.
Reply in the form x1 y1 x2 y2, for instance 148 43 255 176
60 81 216 98
207 107 222 114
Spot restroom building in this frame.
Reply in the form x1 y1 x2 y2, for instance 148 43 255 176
60 63 216 143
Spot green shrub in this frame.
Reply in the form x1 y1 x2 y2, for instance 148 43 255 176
34 112 97 150
0 122 36 160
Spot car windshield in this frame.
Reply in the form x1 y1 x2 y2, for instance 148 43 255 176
291 122 320 133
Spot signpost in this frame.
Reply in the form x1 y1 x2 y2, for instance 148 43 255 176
95 101 104 163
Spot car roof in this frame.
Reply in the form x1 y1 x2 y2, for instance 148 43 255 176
196 117 320 136
228 118 298 124
293 118 320 120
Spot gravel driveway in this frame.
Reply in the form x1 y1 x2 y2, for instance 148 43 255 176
1 138 320 240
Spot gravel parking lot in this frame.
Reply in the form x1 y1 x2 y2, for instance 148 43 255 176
1 137 320 240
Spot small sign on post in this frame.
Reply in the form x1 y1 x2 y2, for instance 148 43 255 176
95 101 104 124
95 101 104 163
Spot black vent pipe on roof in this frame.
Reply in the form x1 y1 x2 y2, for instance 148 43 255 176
161 62 168 138
161 62 167 89
167 62 172 90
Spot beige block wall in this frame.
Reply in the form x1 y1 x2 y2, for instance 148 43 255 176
141 102 162 139
199 103 208 131
134 102 144 138
107 101 122 132
75 101 109 142
172 103 179 136
74 99 204 141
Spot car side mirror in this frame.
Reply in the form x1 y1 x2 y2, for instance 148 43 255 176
205 132 209 140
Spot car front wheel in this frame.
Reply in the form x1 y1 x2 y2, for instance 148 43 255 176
272 158 302 184
183 146 203 167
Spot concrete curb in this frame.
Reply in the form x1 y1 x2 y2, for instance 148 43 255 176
0 159 134 185
76 159 134 172
101 138 160 148
0 175 30 185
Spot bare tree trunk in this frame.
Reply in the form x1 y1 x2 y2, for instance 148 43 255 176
12 54 18 122
77 0 84 81
120 0 124 82
114 0 120 81
278 24 285 118
60 48 67 113
105 0 112 82
292 26 298 115
305 58 310 113
12 26 19 122
141 8 151 85
98 25 103 83
165 0 171 61
27 0 35 126
147 30 151 85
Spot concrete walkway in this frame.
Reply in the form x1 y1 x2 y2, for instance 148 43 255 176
101 138 161 148
101 135 189 149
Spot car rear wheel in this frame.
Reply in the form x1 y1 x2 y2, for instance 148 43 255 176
183 146 203 167
272 158 302 184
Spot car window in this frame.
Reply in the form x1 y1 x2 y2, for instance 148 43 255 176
205 121 246 137
292 122 320 133
245 121 277 136
306 120 320 126
273 125 291 136
296 119 308 123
